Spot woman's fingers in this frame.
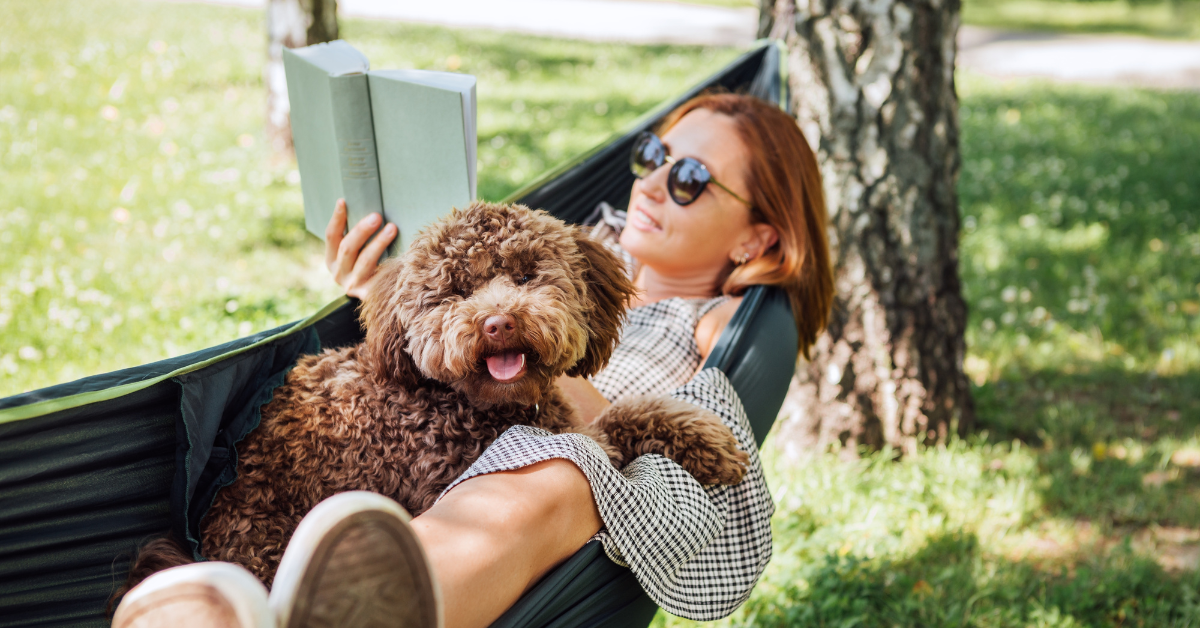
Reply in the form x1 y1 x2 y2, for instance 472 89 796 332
325 199 395 297
333 211 383 280
345 223 398 300
324 199 348 271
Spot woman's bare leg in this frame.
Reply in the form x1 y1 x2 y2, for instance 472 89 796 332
410 459 602 628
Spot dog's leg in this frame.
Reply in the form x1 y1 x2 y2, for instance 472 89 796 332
592 396 748 485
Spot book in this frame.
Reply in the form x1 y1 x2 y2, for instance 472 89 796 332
282 40 477 258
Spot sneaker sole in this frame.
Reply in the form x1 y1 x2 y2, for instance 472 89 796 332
270 492 441 628
114 562 272 628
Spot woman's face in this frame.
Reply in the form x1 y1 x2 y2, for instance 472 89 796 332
620 109 758 276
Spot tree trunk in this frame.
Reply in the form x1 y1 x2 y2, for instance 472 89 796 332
763 0 975 455
266 0 339 163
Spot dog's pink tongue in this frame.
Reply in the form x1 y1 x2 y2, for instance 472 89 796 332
486 352 526 382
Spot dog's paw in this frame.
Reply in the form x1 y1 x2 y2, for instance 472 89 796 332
595 396 749 486
677 422 749 485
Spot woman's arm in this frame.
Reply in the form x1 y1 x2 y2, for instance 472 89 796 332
325 199 397 300
556 375 611 425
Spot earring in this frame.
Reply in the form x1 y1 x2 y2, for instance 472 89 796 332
735 252 751 265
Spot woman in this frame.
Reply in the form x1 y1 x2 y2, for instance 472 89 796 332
117 93 832 628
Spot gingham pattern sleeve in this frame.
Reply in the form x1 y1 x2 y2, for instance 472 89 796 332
435 368 774 621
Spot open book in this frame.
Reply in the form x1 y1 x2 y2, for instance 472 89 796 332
283 40 477 258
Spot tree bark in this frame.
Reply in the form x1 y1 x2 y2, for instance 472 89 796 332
764 0 975 455
266 0 339 162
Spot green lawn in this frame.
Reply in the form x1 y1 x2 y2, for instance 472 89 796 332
963 0 1200 39
4 0 1200 626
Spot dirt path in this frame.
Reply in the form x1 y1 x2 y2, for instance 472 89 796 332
959 25 1200 90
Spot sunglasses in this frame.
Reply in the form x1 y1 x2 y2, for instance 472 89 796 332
629 132 752 208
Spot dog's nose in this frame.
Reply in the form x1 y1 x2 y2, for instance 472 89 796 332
483 314 516 343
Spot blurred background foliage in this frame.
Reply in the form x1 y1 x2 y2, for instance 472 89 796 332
3 0 1199 625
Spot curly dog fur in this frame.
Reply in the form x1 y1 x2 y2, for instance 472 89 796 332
127 201 748 590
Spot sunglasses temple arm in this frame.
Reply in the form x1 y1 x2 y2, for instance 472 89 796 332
710 178 753 207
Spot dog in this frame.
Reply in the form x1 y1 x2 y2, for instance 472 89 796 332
131 201 748 587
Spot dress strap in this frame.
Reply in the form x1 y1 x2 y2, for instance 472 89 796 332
696 295 732 320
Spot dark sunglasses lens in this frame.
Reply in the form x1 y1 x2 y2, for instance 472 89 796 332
668 158 709 205
630 133 665 178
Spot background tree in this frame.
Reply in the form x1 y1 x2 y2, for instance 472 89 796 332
761 0 975 454
266 0 339 162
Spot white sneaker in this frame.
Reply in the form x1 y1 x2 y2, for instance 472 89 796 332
269 491 442 628
113 561 273 628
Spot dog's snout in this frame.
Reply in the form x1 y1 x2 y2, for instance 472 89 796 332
483 314 516 342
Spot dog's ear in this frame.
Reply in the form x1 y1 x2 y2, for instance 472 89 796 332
360 258 421 385
567 230 637 378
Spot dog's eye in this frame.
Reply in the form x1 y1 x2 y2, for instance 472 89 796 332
515 274 532 286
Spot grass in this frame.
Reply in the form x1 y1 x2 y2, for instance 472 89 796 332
667 440 1200 627
962 0 1200 39
4 0 1200 626
0 0 737 395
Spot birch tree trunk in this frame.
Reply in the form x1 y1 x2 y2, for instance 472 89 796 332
763 0 975 455
265 0 338 162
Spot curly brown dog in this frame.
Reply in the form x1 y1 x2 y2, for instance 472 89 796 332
130 201 748 588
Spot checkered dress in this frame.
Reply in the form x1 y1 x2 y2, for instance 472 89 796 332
436 207 775 621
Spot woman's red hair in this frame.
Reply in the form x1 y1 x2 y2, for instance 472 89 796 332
658 93 833 359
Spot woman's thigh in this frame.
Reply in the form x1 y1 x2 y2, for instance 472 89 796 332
411 459 602 628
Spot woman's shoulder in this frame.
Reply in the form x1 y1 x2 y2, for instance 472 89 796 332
694 296 743 361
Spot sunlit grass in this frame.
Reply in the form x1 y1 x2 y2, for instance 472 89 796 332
963 0 1200 39
0 0 737 396
957 72 1200 381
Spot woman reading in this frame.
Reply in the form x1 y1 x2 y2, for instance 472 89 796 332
113 93 833 628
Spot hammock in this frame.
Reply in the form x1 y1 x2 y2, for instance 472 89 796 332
0 40 793 628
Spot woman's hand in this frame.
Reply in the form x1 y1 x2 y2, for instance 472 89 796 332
325 199 398 300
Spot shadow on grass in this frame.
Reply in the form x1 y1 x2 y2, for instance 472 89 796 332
975 370 1200 527
958 82 1200 374
742 531 1200 627
975 370 1200 446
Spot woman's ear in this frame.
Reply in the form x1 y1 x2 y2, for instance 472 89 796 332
567 230 637 378
733 222 780 262
753 223 780 252
360 258 420 385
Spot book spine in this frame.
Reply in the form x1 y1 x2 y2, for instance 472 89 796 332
328 74 384 234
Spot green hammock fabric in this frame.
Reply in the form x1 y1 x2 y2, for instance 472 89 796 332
0 41 791 628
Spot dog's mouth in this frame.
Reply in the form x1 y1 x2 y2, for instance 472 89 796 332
484 350 528 383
